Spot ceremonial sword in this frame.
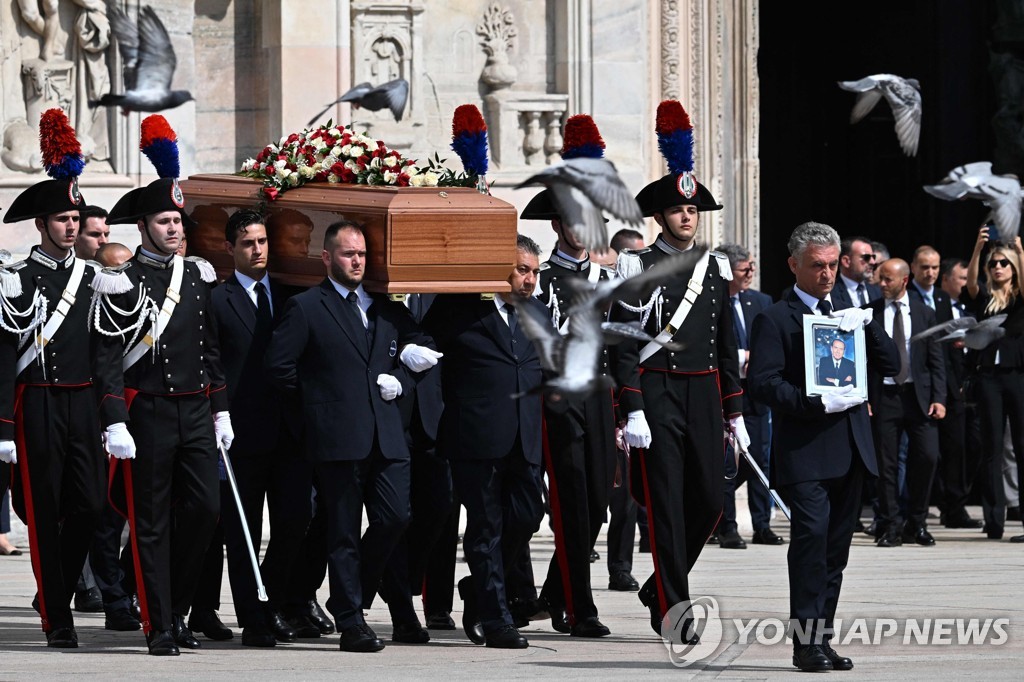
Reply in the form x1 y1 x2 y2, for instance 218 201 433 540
730 434 792 522
219 445 269 602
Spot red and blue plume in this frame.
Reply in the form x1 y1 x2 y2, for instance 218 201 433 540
140 114 180 179
451 104 488 176
655 100 694 176
39 108 85 180
560 114 605 159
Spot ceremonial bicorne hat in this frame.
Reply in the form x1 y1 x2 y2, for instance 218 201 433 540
108 115 196 228
3 109 88 223
634 100 722 217
520 114 607 221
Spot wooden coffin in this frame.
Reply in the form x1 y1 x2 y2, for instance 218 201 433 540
178 174 517 293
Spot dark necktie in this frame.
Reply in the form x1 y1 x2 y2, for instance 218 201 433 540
254 281 272 333
346 290 363 326
818 298 832 315
892 301 909 385
857 283 868 306
731 296 748 349
506 304 518 336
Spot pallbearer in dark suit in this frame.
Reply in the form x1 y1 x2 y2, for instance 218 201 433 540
422 235 547 650
868 258 946 547
748 222 899 672
266 220 432 653
209 210 315 647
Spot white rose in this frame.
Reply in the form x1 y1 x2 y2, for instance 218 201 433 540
329 128 342 138
313 138 327 150
330 146 343 158
241 158 256 171
409 173 425 187
299 165 316 179
340 144 352 156
274 159 287 170
275 166 289 180
383 170 397 184
311 162 323 172
327 173 340 184
383 156 398 168
286 172 300 186
345 159 359 170
423 171 439 187
349 146 364 157
369 157 381 169
278 136 288 146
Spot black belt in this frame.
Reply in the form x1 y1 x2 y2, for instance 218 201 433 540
882 382 914 394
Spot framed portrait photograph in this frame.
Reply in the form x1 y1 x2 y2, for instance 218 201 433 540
802 315 868 400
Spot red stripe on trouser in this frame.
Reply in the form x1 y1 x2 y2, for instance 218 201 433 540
540 412 576 625
13 384 48 632
637 447 668 619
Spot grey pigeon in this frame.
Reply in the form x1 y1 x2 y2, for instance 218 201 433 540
307 78 409 127
838 74 921 156
515 157 643 255
91 3 193 113
909 314 1007 351
508 249 704 398
924 162 1023 240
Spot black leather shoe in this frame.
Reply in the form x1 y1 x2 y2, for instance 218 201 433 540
571 616 610 638
718 529 747 549
608 571 640 591
876 529 903 547
241 626 277 647
425 612 456 630
984 525 1003 540
74 587 103 613
458 577 485 645
300 599 335 635
589 549 599 563
853 520 865 533
792 644 833 672
509 596 548 622
286 614 322 638
752 528 786 545
485 624 528 649
267 610 298 642
147 629 180 656
863 520 881 537
1009 534 1024 543
942 511 983 529
105 607 141 631
392 621 430 644
338 624 385 652
638 584 662 635
822 642 854 670
189 609 233 640
171 614 202 649
550 610 570 633
903 526 936 546
46 627 78 648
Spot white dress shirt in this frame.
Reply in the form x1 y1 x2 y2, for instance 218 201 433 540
329 278 371 327
883 293 913 385
840 273 868 306
794 285 834 316
234 270 274 315
494 296 515 327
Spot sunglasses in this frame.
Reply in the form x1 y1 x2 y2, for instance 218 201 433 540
859 254 877 263
734 264 756 275
989 258 1012 269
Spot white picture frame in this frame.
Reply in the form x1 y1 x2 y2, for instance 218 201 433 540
803 314 868 400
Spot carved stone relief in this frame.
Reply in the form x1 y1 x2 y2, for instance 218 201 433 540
477 2 517 91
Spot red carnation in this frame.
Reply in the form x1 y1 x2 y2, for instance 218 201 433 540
397 173 410 187
655 100 691 135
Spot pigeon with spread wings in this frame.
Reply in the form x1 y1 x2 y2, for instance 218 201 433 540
838 74 921 156
508 249 704 398
909 314 1007 351
307 78 409 127
91 3 193 114
924 162 1023 241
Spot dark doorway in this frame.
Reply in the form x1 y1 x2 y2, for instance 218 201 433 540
758 1 996 298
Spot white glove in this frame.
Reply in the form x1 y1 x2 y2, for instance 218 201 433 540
728 416 751 453
214 411 234 450
0 440 17 464
829 307 873 332
377 374 403 401
622 410 652 449
399 344 443 373
820 385 866 414
103 423 136 460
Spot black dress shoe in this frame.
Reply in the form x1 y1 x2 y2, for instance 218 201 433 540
267 610 298 642
984 525 1003 540
608 571 640 591
752 528 786 545
550 610 570 633
589 549 599 563
853 520 865 533
46 627 79 648
392 621 430 644
286 614 322 638
903 526 936 546
509 596 548 622
300 600 335 635
425 612 456 630
942 510 983 529
863 520 881 537
876 529 903 547
485 624 528 649
571 616 611 638
792 644 833 672
189 608 233 640
458 577 485 645
105 607 141 631
74 586 103 613
718 529 747 549
1009 534 1024 543
171 614 202 649
338 624 385 652
638 584 662 635
822 642 854 670
241 626 277 647
147 629 180 656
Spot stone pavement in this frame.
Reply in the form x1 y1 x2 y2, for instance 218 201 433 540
0 506 1021 680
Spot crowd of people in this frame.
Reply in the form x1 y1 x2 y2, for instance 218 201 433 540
1 107 1022 675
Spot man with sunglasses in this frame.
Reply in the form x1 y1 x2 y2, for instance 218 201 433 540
834 237 882 309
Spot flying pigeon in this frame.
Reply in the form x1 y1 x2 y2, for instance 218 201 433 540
515 157 643 255
909 314 1007 351
924 162 1023 241
838 74 921 156
307 78 409 127
508 249 704 398
91 3 193 114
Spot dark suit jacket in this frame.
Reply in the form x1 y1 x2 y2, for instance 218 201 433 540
422 294 544 464
907 283 963 403
817 355 857 388
736 288 773 416
397 293 442 441
265 279 431 462
831 277 882 309
867 296 946 416
748 290 900 486
211 274 302 456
